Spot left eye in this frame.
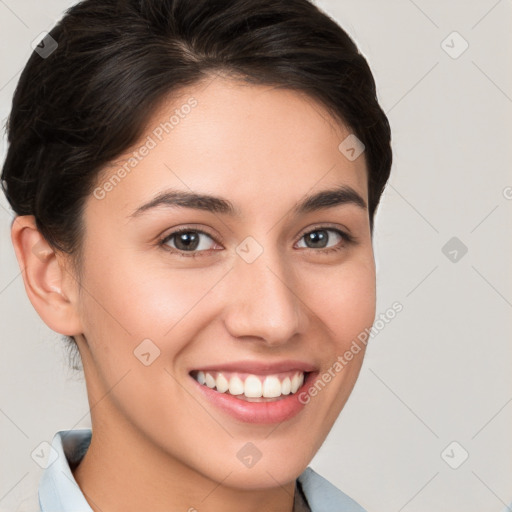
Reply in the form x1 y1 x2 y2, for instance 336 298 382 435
296 228 346 250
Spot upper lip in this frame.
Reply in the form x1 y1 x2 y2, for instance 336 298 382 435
189 360 318 375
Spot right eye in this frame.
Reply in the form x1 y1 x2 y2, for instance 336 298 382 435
159 228 221 257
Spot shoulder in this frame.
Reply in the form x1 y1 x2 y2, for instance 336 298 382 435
297 466 367 512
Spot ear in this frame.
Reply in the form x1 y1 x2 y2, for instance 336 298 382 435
10 215 83 336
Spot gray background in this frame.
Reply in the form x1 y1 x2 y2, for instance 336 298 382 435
1 1 511 511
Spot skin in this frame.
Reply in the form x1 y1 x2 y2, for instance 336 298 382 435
11 75 376 512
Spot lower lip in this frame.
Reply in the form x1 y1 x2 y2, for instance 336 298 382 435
191 373 316 424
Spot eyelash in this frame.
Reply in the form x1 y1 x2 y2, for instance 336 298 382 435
158 225 355 259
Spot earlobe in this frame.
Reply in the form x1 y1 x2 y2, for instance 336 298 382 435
10 215 83 336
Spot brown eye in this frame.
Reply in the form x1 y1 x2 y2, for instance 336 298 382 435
161 229 217 254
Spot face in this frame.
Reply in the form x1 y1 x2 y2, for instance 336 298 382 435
73 76 375 489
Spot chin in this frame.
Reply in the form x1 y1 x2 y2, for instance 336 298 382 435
215 460 309 491
193 438 316 491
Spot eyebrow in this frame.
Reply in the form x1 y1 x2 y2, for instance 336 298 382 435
128 184 367 219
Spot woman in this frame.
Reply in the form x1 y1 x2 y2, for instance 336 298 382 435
2 0 392 510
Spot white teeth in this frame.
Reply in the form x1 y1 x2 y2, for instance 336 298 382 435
194 371 306 399
244 375 262 398
228 376 244 396
205 373 216 389
291 373 303 393
281 377 291 395
262 376 282 398
216 373 229 393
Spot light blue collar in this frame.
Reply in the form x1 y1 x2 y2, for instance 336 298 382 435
297 467 367 511
38 429 367 511
38 429 94 511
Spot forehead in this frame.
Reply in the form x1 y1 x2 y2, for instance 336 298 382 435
89 76 368 221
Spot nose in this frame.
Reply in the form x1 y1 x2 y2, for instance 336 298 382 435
222 245 307 347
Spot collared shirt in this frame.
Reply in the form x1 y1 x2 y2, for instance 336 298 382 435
16 429 368 512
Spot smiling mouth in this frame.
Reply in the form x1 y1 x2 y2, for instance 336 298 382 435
189 370 308 402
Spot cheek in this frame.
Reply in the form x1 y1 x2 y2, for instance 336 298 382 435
303 255 376 346
80 253 226 344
